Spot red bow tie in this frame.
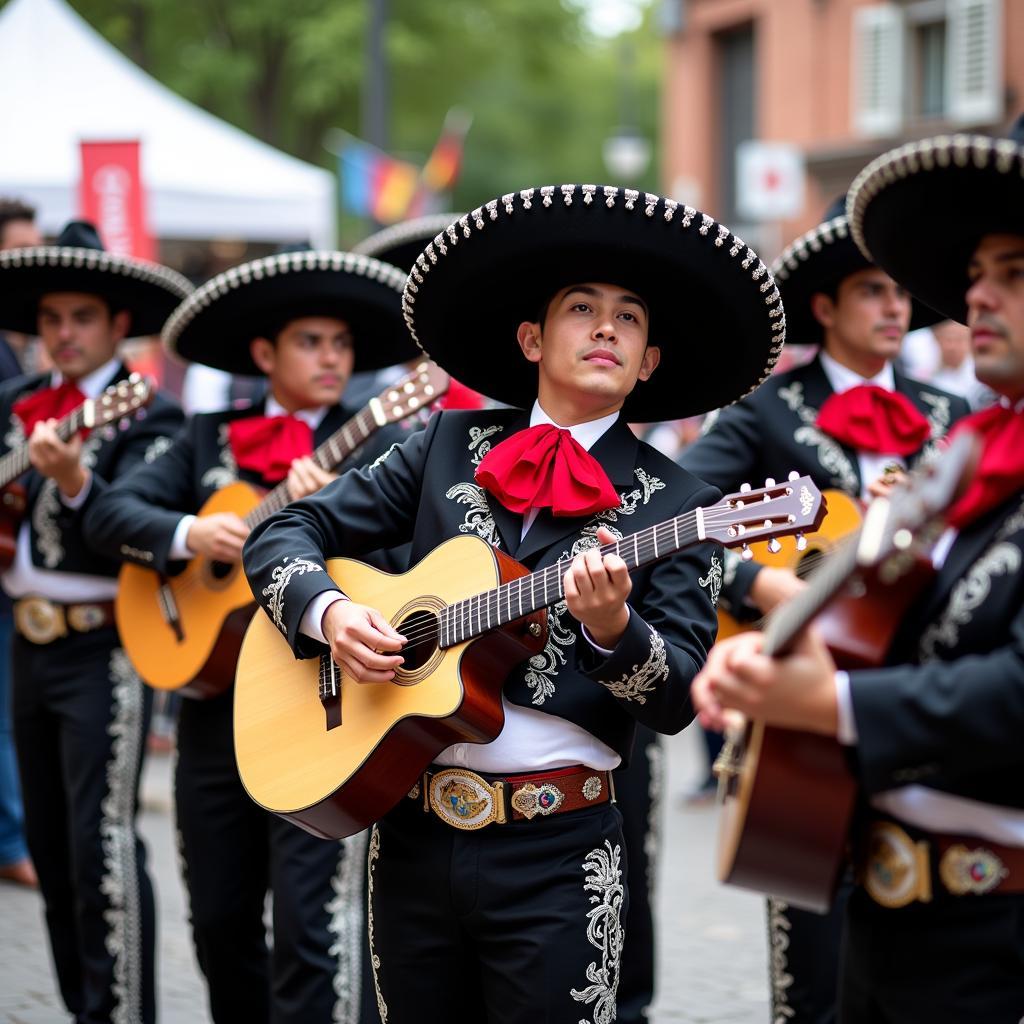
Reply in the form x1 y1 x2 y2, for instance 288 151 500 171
12 380 87 435
228 415 314 484
474 422 620 519
945 403 1024 529
815 385 931 456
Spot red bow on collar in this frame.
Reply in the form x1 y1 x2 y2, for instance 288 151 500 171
474 423 620 518
12 380 87 435
945 402 1024 529
228 415 313 484
815 385 931 456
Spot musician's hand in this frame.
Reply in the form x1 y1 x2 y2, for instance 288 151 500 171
866 465 907 500
186 513 250 563
321 599 406 684
28 419 87 497
693 628 839 736
287 457 337 501
564 526 632 649
748 566 806 614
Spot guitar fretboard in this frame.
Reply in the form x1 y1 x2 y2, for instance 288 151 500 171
438 511 707 648
242 407 379 529
0 406 88 489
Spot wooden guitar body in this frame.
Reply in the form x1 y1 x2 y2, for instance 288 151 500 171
233 535 547 839
116 481 262 698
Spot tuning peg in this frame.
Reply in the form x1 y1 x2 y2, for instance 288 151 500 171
767 538 782 554
788 470 800 481
795 533 808 551
740 544 753 561
764 477 776 487
739 482 751 493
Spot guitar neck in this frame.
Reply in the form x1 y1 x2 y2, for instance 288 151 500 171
0 406 87 489
243 405 381 529
439 510 708 648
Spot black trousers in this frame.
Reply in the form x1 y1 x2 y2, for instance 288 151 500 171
175 689 377 1024
840 886 1024 1023
613 726 662 1024
12 627 156 1024
766 879 850 1024
368 788 629 1024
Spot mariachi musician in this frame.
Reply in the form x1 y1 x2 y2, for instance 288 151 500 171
84 249 415 1024
681 195 969 1024
0 220 187 1023
242 184 784 1024
693 115 1024 1024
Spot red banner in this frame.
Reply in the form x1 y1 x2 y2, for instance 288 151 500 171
78 140 154 261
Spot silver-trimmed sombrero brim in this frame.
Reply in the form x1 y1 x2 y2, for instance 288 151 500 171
402 184 786 422
0 245 193 336
353 214 462 272
163 249 415 375
848 132 1024 323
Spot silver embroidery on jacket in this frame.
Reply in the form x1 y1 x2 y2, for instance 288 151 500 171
445 482 501 548
369 442 399 471
143 435 173 464
201 423 238 489
778 381 859 493
468 423 504 467
600 625 669 704
698 554 723 606
327 830 368 1023
32 479 64 567
366 825 388 1022
919 391 951 439
767 897 796 1021
570 840 625 1024
4 412 24 451
262 557 325 632
103 650 146 1024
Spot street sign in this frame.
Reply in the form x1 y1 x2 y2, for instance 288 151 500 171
736 141 806 221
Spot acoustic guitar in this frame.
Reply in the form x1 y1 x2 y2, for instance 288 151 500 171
714 432 978 912
115 361 449 699
233 476 825 839
0 375 154 566
716 488 863 641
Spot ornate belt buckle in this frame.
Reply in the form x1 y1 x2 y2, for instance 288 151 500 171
864 822 933 908
511 782 565 820
14 597 67 645
939 844 1008 896
428 769 506 831
67 604 105 633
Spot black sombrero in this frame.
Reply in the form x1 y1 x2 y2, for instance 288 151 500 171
0 220 192 336
353 214 461 272
847 115 1024 325
772 196 942 344
163 249 416 376
402 185 786 422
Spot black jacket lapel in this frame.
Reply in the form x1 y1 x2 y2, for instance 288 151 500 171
801 356 864 493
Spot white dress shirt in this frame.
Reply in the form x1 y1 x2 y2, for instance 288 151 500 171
302 399 624 773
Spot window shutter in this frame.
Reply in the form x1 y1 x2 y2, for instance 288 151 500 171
852 4 905 137
947 0 1002 125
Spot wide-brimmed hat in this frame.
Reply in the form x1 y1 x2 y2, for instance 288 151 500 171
772 196 941 345
353 214 461 272
847 115 1024 324
402 184 786 422
163 249 416 376
0 220 192 336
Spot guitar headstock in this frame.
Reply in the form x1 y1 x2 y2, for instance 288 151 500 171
704 474 826 556
855 430 980 566
370 361 450 424
82 374 154 430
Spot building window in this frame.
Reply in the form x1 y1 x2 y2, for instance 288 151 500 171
912 16 947 118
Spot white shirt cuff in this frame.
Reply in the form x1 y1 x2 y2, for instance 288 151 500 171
169 515 197 560
300 591 349 643
60 470 92 508
835 670 859 746
581 606 632 656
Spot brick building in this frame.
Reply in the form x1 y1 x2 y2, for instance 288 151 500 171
660 0 1022 257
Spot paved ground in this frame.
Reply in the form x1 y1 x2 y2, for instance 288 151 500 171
0 726 770 1023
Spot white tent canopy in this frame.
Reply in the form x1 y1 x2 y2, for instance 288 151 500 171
0 0 336 247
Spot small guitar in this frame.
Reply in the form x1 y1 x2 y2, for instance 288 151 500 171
116 361 449 699
233 476 825 840
0 375 154 566
716 489 863 641
714 432 979 912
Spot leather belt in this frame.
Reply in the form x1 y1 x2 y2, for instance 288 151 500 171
861 818 1024 908
13 597 116 645
413 765 614 831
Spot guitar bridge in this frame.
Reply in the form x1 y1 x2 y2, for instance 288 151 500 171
318 654 342 731
156 579 184 642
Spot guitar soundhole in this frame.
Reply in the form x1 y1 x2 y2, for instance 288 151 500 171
202 559 239 589
396 609 438 674
210 561 234 580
